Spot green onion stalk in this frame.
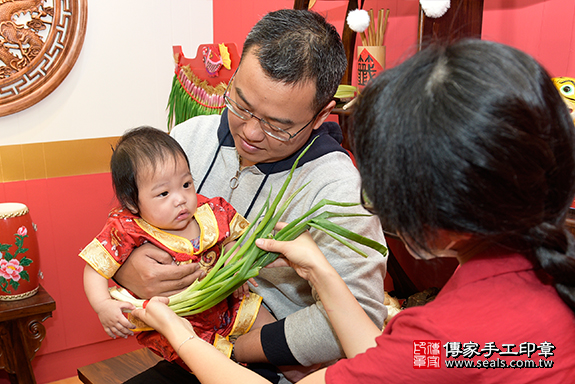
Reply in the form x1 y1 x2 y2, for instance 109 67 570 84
110 137 387 316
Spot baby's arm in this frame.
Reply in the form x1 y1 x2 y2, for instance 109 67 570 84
223 241 258 299
83 264 136 338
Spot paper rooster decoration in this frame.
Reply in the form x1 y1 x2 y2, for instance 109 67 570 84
167 43 240 131
552 77 575 122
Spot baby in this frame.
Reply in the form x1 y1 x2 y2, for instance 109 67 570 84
80 126 272 363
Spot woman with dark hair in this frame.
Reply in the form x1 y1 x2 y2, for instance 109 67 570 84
132 39 575 383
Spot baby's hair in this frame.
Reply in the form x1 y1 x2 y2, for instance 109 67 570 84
111 126 190 212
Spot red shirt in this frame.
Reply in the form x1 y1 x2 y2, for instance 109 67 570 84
326 247 575 383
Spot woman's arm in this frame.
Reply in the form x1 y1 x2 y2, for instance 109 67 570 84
132 297 327 384
131 230 383 383
255 232 382 358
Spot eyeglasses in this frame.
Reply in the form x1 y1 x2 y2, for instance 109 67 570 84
360 188 377 215
224 70 319 142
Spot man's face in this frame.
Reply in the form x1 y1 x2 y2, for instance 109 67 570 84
227 51 325 166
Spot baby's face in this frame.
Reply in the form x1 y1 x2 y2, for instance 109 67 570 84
136 154 197 232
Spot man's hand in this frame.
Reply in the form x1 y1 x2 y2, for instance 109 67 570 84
114 243 205 298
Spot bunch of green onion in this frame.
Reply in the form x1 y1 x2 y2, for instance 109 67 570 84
110 138 387 316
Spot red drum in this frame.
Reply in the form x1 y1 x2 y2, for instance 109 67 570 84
0 203 41 301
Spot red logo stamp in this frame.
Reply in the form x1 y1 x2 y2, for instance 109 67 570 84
414 340 442 369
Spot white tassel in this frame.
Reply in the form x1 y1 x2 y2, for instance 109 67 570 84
420 0 450 18
346 9 370 33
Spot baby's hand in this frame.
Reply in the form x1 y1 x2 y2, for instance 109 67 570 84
233 278 258 299
96 298 136 339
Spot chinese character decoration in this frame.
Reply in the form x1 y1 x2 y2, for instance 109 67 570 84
167 43 240 131
0 0 87 117
346 8 390 89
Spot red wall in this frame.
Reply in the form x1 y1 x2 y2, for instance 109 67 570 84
483 0 575 77
214 0 575 78
214 0 421 79
0 174 141 383
2 1 574 382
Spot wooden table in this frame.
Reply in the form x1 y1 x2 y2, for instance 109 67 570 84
77 348 163 384
0 285 56 384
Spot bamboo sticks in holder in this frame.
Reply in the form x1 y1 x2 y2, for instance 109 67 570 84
360 8 390 47
346 7 391 89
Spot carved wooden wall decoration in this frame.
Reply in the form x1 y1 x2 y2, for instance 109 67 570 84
0 0 87 117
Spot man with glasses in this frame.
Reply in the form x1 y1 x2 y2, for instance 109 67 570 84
115 9 387 384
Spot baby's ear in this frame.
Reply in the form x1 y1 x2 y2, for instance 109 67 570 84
125 203 139 215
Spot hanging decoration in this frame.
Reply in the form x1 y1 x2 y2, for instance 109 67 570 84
347 8 390 89
167 43 239 131
420 0 450 18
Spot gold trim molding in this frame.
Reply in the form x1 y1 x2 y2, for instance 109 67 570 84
0 0 88 116
0 137 120 183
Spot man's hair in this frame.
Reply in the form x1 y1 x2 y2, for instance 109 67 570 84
111 126 190 212
242 9 347 112
353 38 575 311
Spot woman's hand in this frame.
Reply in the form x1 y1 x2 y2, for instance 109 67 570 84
131 297 195 336
255 227 332 283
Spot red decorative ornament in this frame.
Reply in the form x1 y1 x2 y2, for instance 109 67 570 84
0 203 41 301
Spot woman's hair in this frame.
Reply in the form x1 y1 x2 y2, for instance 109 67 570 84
111 126 190 212
242 9 347 112
353 39 575 311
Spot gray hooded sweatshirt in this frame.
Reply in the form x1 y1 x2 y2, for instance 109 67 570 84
172 110 387 379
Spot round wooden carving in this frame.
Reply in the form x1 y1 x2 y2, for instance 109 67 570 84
0 0 87 117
